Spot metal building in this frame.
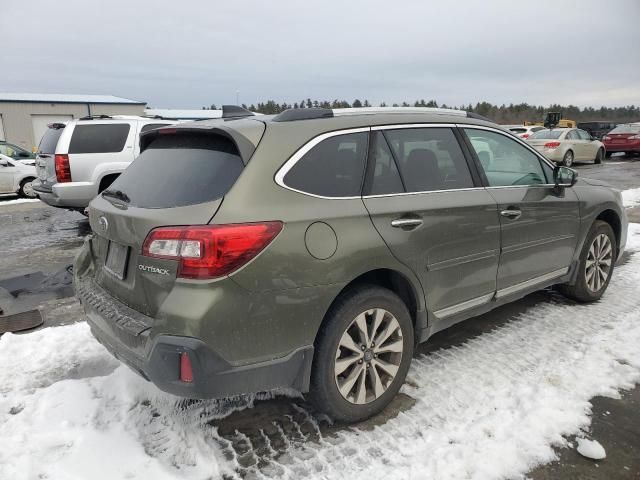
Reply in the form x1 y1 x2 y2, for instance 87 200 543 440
0 93 146 151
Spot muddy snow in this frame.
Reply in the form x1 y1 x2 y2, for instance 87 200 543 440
1 225 640 479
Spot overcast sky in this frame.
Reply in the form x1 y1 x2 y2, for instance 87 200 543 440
4 0 639 109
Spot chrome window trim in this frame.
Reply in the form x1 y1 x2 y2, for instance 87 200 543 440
274 127 370 200
371 123 457 131
363 186 485 199
458 124 558 171
495 267 569 299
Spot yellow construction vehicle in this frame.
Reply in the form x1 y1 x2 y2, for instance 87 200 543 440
525 112 576 129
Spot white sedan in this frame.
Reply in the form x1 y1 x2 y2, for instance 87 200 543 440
0 153 38 198
526 128 606 166
504 125 545 139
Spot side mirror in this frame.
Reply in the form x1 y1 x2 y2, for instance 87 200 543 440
554 165 578 188
0 159 8 167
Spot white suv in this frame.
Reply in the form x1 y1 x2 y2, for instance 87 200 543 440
33 116 174 211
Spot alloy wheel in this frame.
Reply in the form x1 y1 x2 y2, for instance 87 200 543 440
563 151 574 167
334 308 403 405
23 181 36 198
585 233 613 292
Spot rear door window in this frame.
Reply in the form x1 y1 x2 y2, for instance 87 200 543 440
38 127 65 154
69 124 130 154
283 131 368 197
382 127 474 192
108 133 244 208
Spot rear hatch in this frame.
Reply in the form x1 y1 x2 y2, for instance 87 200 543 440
87 125 263 316
35 123 67 188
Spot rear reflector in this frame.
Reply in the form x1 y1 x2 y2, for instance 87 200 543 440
142 222 283 279
179 352 193 383
54 154 71 182
544 141 561 149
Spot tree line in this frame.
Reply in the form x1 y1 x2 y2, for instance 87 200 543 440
204 99 640 124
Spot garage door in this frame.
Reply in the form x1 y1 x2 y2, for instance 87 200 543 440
0 115 5 141
31 114 73 149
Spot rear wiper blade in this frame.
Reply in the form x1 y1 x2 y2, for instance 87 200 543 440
101 189 130 203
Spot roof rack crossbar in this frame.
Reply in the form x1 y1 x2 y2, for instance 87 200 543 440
79 114 113 120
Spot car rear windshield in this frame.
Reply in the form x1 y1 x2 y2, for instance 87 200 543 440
69 124 130 154
509 128 527 133
609 125 640 134
529 130 563 140
38 127 65 154
107 133 243 208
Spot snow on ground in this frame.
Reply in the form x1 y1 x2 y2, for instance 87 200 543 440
622 187 640 208
576 438 606 460
1 227 640 480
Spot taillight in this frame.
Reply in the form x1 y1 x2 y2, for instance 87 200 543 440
602 136 611 141
141 222 283 279
54 154 71 182
544 141 561 149
629 135 640 140
520 133 530 139
179 352 193 383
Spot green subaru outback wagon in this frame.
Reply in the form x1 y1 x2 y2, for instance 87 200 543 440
75 106 628 422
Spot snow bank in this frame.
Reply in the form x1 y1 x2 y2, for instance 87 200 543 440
622 187 640 208
576 438 606 460
0 197 41 206
1 225 640 479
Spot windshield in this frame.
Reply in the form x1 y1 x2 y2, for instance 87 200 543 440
609 124 640 134
529 130 564 140
38 127 65 154
107 132 244 209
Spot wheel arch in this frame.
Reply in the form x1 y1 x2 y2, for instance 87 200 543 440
595 208 622 255
314 268 425 349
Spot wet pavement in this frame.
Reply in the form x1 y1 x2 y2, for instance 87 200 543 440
0 153 639 478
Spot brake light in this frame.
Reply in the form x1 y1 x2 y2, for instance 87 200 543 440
141 222 283 279
544 141 561 149
179 352 193 383
629 135 640 140
54 154 71 182
602 136 611 141
520 133 530 139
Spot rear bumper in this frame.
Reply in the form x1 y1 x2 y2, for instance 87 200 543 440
603 142 640 153
75 276 314 399
33 179 97 208
531 146 564 162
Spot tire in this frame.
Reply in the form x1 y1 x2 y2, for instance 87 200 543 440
562 150 574 167
19 177 37 198
594 148 604 164
559 220 616 302
605 151 612 158
310 285 414 423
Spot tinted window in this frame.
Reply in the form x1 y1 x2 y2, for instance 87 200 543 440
284 132 368 197
464 128 548 187
108 133 243 208
69 124 130 154
369 132 404 195
609 124 640 134
140 123 169 133
383 128 473 192
529 129 563 140
38 127 65 154
509 127 527 134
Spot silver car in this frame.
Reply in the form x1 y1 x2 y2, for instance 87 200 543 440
0 154 37 198
526 128 605 166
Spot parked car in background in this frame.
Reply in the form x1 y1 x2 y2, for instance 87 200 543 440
577 121 617 140
0 153 37 198
75 106 627 424
602 124 640 157
32 116 173 212
0 141 36 161
526 128 605 166
503 125 545 139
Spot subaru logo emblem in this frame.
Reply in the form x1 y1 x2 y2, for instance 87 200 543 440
99 216 109 232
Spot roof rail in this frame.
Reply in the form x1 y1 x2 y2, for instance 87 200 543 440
79 114 113 120
222 105 255 119
272 106 473 122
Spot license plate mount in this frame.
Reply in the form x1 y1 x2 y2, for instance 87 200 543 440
104 241 129 280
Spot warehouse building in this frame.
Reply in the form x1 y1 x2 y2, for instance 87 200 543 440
0 93 146 151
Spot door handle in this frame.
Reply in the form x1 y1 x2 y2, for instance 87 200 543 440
500 209 522 220
391 218 423 229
